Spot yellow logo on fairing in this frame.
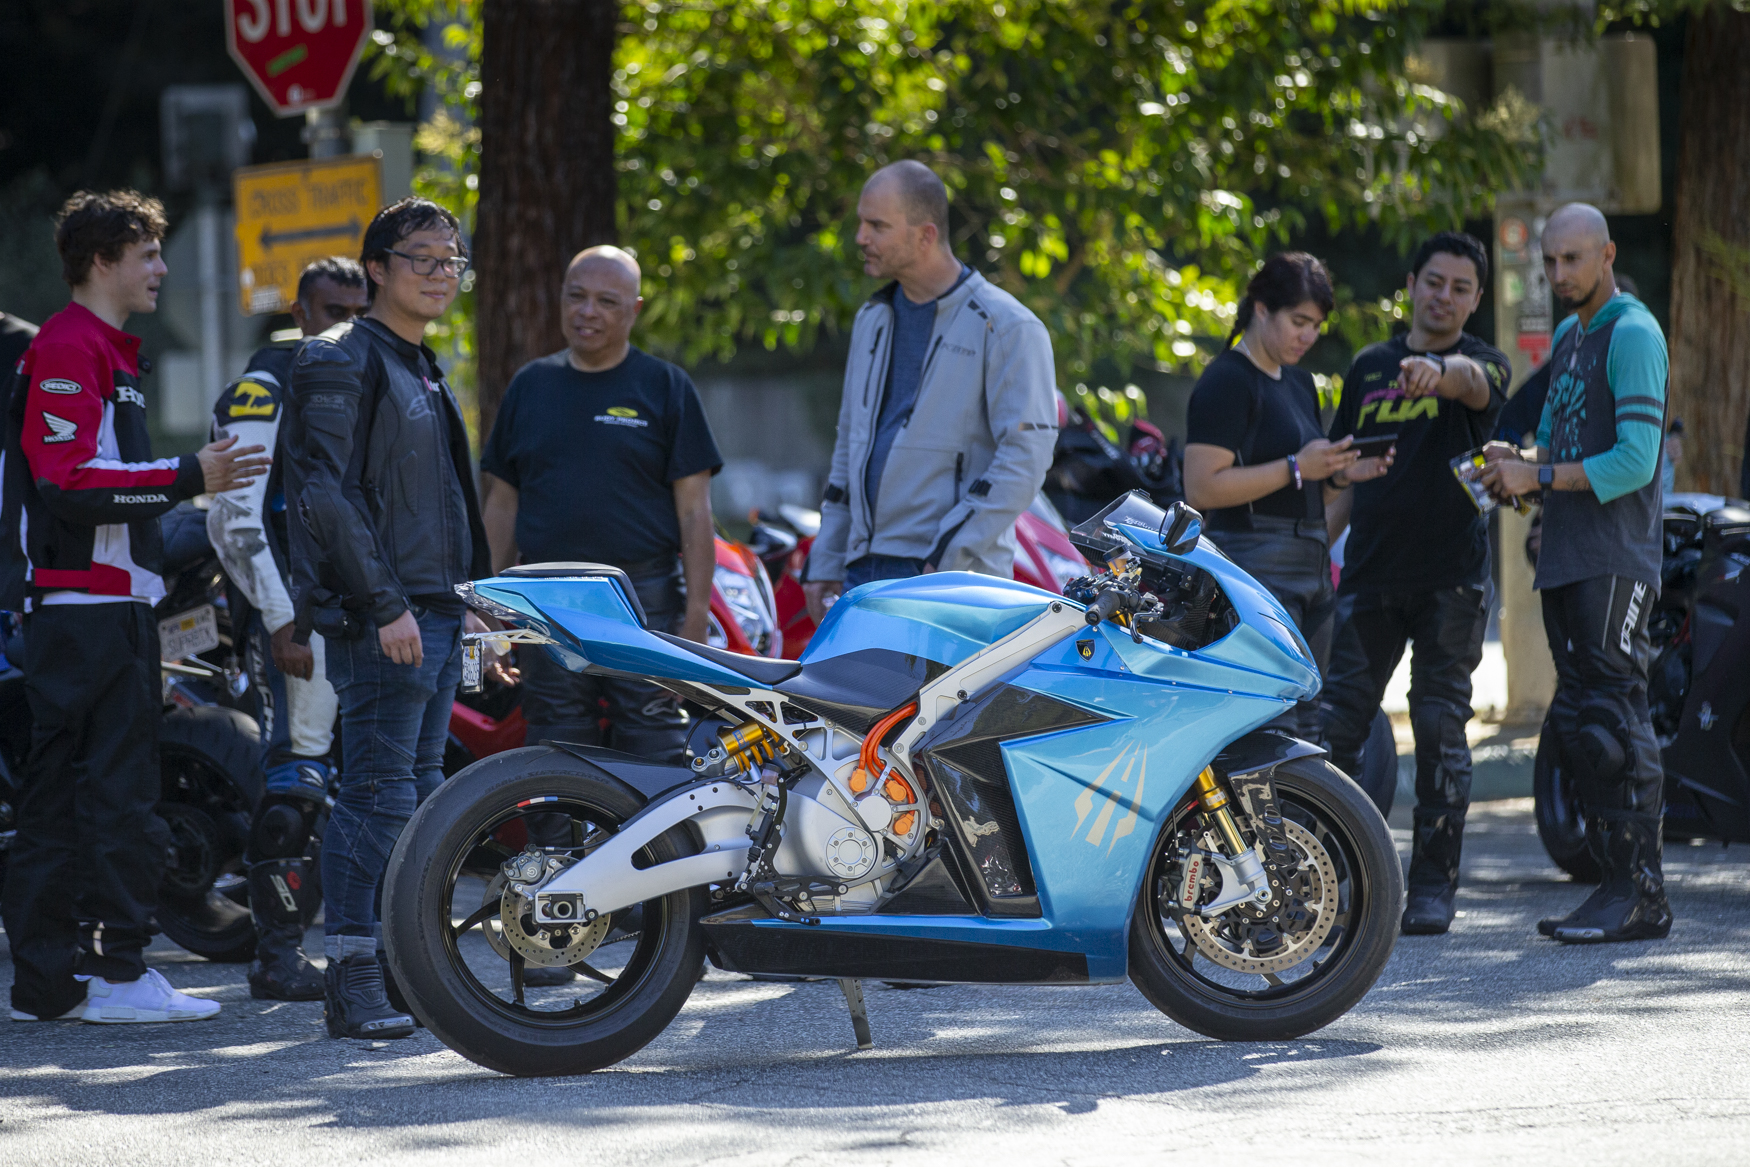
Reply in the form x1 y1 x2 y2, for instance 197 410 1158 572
606 406 638 418
1071 742 1147 852
228 381 277 418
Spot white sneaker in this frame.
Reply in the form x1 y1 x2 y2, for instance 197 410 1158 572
10 996 87 1022
80 969 221 1024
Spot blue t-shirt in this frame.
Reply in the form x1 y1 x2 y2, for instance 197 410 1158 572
864 266 971 513
480 347 722 568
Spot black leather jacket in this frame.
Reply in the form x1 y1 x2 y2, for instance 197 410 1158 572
285 317 489 639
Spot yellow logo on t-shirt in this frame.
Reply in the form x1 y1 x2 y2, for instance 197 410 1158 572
606 406 638 418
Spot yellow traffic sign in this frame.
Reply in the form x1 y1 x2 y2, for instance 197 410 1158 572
233 155 382 315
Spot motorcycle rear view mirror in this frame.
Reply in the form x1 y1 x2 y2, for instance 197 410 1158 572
1160 502 1203 555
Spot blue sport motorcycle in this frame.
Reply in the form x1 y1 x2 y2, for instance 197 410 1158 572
384 493 1402 1075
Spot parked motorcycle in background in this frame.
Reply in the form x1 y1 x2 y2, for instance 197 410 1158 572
1536 493 1750 878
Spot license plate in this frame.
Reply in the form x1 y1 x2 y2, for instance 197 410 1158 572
460 640 483 692
159 604 219 661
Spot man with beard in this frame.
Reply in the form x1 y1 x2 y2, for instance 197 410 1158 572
1481 203 1671 945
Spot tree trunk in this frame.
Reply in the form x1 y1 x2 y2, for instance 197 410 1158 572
1667 8 1750 495
474 0 618 440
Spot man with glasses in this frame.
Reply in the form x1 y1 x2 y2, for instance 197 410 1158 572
285 199 492 1038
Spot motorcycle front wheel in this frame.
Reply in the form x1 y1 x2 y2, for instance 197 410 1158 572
381 746 706 1077
1531 713 1603 883
1128 756 1403 1041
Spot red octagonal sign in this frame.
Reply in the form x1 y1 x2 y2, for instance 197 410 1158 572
226 0 375 117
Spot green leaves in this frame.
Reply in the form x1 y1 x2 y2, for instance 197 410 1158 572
371 0 1541 386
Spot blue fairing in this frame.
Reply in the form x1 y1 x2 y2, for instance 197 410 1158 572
802 572 1055 668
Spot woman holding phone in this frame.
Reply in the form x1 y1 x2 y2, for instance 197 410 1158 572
1183 252 1391 735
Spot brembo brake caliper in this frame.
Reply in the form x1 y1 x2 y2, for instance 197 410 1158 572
1179 767 1275 916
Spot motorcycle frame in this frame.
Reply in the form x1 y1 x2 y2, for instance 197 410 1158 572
458 515 1321 985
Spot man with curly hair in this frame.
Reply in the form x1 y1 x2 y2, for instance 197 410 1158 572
1 190 268 1024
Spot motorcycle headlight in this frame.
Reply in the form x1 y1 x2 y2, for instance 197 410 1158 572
715 565 776 653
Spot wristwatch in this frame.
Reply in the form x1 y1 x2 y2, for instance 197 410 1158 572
1538 464 1554 488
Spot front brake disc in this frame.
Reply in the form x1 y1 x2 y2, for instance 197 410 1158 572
1179 818 1339 975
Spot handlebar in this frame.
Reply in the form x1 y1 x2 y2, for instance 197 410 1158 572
1086 589 1126 626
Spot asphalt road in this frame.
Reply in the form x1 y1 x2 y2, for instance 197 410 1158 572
4 799 1748 1166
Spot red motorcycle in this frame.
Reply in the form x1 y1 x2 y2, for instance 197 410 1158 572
445 535 785 771
747 493 1090 660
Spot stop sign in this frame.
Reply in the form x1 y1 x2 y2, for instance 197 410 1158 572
225 0 375 117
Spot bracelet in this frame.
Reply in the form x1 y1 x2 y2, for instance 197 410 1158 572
1286 454 1303 491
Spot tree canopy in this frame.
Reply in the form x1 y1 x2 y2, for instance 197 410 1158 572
371 1 1540 389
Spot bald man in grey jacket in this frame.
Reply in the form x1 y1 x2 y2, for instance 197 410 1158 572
804 162 1058 617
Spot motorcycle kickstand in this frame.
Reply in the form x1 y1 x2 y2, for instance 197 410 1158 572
837 978 874 1050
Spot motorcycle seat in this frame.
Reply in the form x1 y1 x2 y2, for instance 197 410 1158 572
649 631 802 686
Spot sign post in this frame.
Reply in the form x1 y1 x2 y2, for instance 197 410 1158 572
225 0 375 117
233 156 381 315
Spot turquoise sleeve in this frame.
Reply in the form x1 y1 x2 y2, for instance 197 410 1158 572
1581 314 1668 503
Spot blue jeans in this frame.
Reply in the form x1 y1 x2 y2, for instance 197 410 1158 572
844 554 927 590
321 608 462 958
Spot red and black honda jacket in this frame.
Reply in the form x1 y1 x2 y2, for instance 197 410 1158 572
1 302 204 606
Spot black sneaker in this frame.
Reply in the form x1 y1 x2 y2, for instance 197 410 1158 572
325 955 415 1039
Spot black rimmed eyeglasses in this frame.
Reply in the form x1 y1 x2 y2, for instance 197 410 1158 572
385 248 471 278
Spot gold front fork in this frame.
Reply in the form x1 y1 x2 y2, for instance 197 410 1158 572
1192 766 1250 857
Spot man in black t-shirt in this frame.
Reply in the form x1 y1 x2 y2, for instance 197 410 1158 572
480 246 722 768
1321 232 1509 936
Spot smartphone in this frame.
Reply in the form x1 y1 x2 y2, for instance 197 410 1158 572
1344 433 1398 460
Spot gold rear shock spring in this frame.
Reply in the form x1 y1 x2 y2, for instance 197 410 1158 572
718 719 782 773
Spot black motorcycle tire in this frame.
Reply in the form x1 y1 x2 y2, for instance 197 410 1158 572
1531 712 1603 883
382 746 707 1077
1128 756 1403 1041
156 705 263 962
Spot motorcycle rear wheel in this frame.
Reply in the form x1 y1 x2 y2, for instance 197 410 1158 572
1531 713 1603 883
155 706 263 962
382 746 706 1077
1128 757 1402 1041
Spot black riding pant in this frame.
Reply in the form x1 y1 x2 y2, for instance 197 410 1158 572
1542 575 1662 815
2 602 166 1016
518 567 687 763
1323 585 1490 817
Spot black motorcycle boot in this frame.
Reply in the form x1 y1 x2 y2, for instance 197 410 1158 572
324 955 416 1039
1401 810 1464 935
1543 811 1673 944
246 860 325 1001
